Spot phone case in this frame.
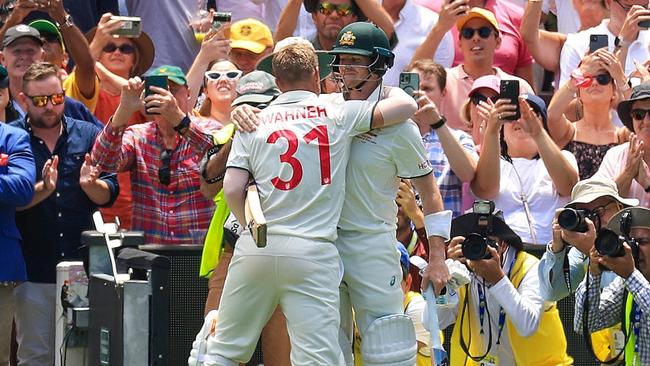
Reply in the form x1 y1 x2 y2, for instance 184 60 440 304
500 80 520 121
399 72 419 99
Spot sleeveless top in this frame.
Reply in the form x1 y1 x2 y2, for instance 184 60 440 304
563 140 618 180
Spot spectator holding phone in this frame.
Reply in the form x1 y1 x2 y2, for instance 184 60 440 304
91 65 220 244
471 91 578 244
548 49 628 180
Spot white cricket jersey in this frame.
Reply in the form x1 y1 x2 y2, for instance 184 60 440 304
337 86 433 233
227 90 375 242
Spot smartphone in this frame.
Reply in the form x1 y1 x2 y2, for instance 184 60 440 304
213 12 232 29
110 16 142 38
499 79 520 121
144 75 168 115
639 20 650 29
589 34 608 53
399 72 419 99
448 0 468 15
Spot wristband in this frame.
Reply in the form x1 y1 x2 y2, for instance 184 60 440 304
424 210 452 241
430 116 446 130
200 144 225 184
173 115 191 135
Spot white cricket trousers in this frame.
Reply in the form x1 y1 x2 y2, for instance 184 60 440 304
207 233 345 366
336 230 404 358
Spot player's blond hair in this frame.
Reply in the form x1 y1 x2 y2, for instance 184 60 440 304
272 43 318 84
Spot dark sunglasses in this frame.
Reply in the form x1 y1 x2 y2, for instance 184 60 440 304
631 109 650 121
470 93 499 105
25 92 65 107
461 26 494 40
102 43 136 54
204 70 243 81
159 149 172 186
594 73 613 86
318 2 354 17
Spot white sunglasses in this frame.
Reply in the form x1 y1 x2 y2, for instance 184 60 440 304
205 70 243 82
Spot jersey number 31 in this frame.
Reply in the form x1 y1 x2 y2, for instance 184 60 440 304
267 125 331 191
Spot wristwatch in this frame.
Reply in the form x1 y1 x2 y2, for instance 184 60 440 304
430 116 446 130
614 36 631 49
60 14 74 29
173 115 191 135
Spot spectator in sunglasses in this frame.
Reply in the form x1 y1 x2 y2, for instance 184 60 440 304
548 49 628 180
412 2 534 88
8 62 118 366
275 0 394 52
197 61 241 122
91 65 220 245
411 8 533 133
595 82 650 207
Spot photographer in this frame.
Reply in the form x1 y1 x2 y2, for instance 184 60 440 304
539 177 639 302
439 203 572 366
574 207 650 365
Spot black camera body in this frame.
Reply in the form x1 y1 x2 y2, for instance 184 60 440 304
461 201 498 260
595 211 640 262
558 208 589 232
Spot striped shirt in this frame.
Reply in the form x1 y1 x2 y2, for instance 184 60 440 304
92 117 220 244
422 128 477 218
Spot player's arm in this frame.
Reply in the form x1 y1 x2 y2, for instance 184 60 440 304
370 88 418 129
223 167 250 227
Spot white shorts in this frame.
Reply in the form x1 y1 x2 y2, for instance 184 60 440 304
208 233 345 366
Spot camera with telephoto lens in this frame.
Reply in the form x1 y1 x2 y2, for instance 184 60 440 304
558 208 589 232
461 201 499 260
595 211 639 261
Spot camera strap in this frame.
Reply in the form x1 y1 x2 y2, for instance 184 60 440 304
562 243 572 294
582 268 630 364
460 279 494 362
510 161 538 244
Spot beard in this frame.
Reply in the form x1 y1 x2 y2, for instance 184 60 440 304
29 109 64 130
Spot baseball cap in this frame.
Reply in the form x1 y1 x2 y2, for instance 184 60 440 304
146 65 187 86
230 19 274 54
3 24 43 49
456 7 500 32
29 19 64 51
617 82 650 132
256 37 334 80
566 177 639 208
607 207 650 235
232 71 280 107
0 65 8 88
468 74 500 97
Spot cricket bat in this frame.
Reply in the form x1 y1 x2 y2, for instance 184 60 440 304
244 184 267 247
424 285 450 366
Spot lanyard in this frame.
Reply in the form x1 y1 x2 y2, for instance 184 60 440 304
562 242 572 293
477 253 517 344
632 301 642 356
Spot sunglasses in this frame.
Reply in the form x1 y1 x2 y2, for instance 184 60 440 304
159 149 172 186
102 43 136 54
25 92 65 107
204 70 243 82
461 26 494 40
593 73 613 86
318 2 354 17
470 93 499 105
631 108 650 121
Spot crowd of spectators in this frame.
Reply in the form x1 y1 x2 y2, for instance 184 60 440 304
0 0 649 365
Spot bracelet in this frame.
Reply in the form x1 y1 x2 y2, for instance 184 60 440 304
424 210 452 241
173 115 191 135
430 116 446 130
200 144 225 184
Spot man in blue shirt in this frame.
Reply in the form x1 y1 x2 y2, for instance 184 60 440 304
0 121 35 366
10 62 118 366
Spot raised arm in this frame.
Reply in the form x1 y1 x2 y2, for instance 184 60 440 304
275 0 303 42
356 0 394 40
520 0 566 74
186 29 231 109
546 78 576 147
410 0 467 64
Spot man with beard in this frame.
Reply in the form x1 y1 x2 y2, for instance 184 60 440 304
9 62 118 366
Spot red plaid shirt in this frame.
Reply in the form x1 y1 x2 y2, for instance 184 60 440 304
92 117 220 244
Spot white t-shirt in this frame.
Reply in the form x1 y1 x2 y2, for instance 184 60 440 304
336 87 433 233
383 0 454 86
542 0 580 35
479 151 577 244
227 90 374 242
559 20 650 86
594 142 650 207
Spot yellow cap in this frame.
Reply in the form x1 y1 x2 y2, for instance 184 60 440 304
456 7 499 32
230 18 274 54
